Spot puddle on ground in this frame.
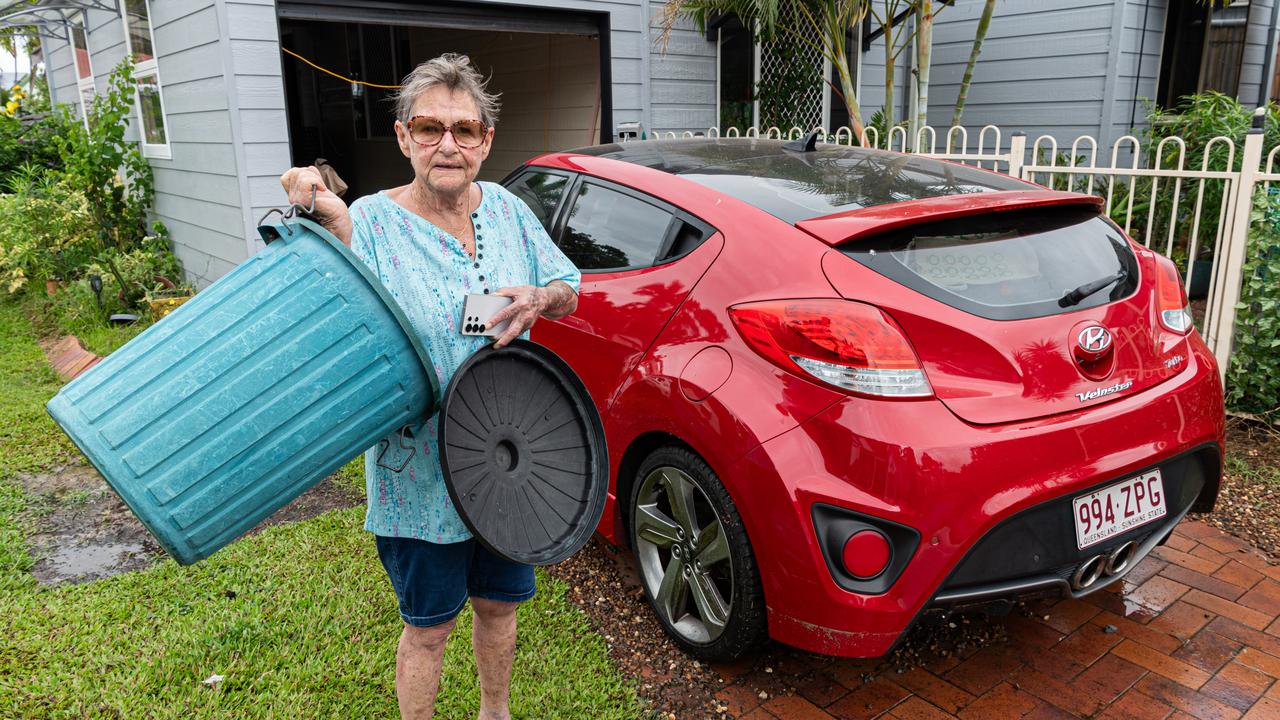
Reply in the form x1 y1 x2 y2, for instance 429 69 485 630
40 541 150 581
17 462 363 585
18 463 165 585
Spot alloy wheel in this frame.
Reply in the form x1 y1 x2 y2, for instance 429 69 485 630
633 465 735 644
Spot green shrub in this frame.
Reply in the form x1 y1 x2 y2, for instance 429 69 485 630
20 225 185 349
0 60 181 312
1225 190 1280 415
0 58 191 352
1115 94 1280 266
0 166 98 291
0 112 66 178
51 60 160 307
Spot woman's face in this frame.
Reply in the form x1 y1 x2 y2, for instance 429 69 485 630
394 85 493 198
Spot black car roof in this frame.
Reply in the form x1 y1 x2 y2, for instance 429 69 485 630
568 139 1031 224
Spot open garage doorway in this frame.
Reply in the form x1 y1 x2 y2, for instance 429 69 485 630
278 2 609 200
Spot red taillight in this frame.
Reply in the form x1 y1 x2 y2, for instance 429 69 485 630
728 299 933 397
1155 256 1193 334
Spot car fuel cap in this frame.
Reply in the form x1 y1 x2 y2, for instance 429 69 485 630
439 339 608 565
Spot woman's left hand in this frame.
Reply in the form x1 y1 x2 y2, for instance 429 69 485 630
487 285 548 348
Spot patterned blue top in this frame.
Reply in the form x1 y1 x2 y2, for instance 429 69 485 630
348 181 581 543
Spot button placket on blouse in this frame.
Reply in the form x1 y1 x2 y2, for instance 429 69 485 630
472 210 488 293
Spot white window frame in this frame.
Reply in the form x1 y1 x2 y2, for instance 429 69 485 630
119 0 171 159
69 11 95 127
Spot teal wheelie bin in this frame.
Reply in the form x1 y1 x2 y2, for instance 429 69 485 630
46 218 438 565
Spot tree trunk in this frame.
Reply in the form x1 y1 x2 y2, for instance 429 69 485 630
884 10 895 130
836 62 866 139
952 0 995 128
915 0 933 145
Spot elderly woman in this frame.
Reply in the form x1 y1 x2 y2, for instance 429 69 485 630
280 54 579 720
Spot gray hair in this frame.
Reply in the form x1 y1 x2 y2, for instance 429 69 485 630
395 53 501 128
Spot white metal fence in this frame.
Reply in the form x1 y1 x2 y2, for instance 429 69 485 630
639 118 1280 380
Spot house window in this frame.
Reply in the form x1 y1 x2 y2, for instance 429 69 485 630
120 0 170 158
69 11 94 124
1157 1 1251 107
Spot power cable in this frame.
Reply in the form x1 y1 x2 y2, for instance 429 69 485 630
280 46 401 90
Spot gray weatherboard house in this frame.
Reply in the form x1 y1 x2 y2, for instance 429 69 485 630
30 0 1280 287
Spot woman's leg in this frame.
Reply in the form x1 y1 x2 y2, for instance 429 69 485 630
470 597 518 720
375 534 472 719
397 619 457 719
466 542 535 720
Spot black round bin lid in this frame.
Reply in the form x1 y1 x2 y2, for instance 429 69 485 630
439 340 608 565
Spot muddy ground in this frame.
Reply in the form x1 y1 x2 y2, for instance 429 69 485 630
1195 416 1280 558
16 462 363 585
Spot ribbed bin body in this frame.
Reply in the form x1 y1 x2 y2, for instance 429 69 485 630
47 219 436 565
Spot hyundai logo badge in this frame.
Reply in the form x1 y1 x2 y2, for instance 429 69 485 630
1077 325 1113 355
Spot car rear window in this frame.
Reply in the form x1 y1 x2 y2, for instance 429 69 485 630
841 207 1140 320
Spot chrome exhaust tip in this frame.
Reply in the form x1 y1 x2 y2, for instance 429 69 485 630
1105 540 1139 576
1071 554 1107 590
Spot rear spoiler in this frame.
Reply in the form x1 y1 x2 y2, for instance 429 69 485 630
795 190 1105 246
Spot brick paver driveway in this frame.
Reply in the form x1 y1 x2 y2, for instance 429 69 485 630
710 520 1280 719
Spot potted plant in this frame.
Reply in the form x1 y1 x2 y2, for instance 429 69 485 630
144 275 192 320
1188 246 1214 300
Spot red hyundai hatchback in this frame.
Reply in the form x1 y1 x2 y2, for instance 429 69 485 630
506 138 1226 660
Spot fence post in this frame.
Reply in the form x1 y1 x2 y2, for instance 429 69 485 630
1206 109 1266 381
1007 133 1026 179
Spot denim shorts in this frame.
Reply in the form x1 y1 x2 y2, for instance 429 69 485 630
375 535 536 627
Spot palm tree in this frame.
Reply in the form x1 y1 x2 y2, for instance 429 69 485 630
865 0 947 139
951 0 995 127
660 0 870 137
914 0 940 139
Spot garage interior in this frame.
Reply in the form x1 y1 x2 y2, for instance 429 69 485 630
278 2 609 200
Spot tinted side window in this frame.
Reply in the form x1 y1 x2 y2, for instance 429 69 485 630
560 183 673 271
665 220 707 260
506 171 569 232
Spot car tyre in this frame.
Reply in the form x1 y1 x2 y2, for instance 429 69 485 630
629 445 766 661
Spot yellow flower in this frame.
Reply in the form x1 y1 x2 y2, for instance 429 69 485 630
6 268 26 294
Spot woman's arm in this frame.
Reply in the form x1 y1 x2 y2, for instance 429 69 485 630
538 280 578 320
488 281 578 348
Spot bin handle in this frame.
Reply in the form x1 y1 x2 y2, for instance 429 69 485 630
256 185 319 243
375 423 416 473
288 184 319 220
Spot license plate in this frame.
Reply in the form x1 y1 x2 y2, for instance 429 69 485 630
1073 469 1166 550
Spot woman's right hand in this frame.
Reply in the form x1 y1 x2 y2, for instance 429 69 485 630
279 166 353 245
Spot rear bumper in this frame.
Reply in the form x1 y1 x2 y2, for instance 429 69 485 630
929 444 1216 608
730 340 1224 657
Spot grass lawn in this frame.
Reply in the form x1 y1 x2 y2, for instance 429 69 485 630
0 301 643 719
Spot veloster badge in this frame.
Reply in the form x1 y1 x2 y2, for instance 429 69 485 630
1076 380 1133 402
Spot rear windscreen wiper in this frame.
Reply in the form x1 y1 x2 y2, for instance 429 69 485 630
1058 269 1127 307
